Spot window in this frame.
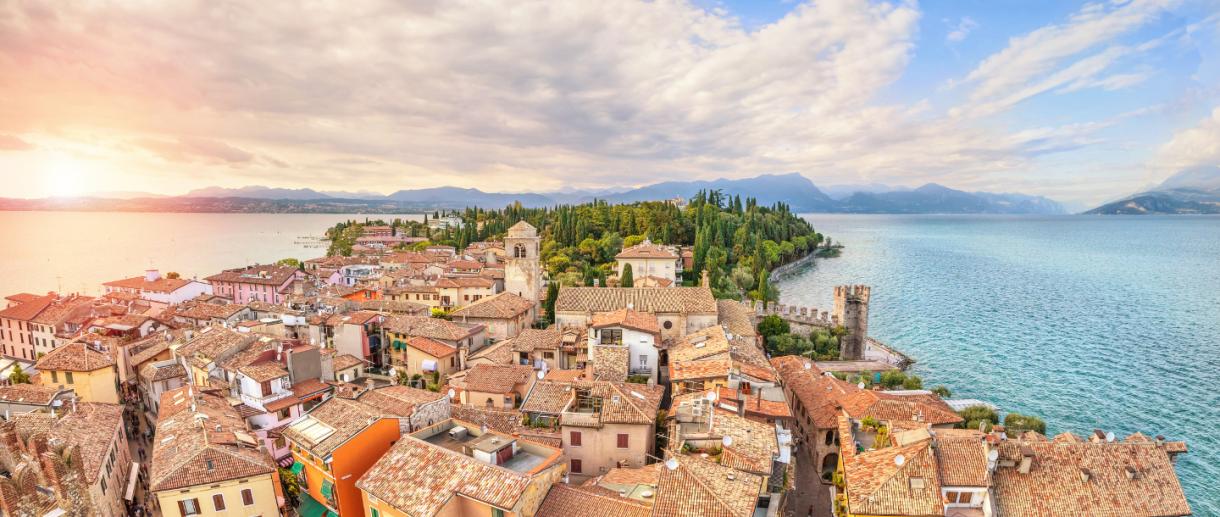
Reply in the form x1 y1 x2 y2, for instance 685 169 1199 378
213 494 226 511
241 489 254 506
101 478 107 494
51 371 58 383
65 372 74 384
639 355 648 366
570 431 582 447
663 320 673 330
371 509 380 517
571 459 582 474
278 407 292 419
946 491 974 504
260 380 272 396
601 328 622 345
617 433 629 449
178 498 201 516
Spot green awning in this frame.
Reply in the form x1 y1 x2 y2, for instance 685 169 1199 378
297 493 328 517
321 479 334 499
289 462 304 476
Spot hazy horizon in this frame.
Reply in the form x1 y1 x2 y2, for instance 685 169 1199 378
1 1 1218 207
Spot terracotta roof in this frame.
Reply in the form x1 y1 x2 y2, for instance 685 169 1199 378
31 403 125 484
463 364 533 393
290 378 331 399
771 355 860 428
933 430 991 487
670 325 731 362
545 368 589 382
520 381 574 414
719 387 793 420
537 484 651 517
434 277 496 289
0 294 53 321
140 362 187 382
127 331 181 367
283 396 388 457
510 327 564 352
451 292 534 320
716 300 757 337
176 327 253 364
150 388 276 492
615 241 678 260
384 315 483 342
653 456 762 517
103 275 193 293
31 295 95 325
991 439 1191 517
35 341 115 372
0 383 66 405
591 309 660 335
837 390 963 426
564 381 664 427
356 435 545 516
406 336 458 358
670 358 731 382
555 287 717 314
173 302 247 321
446 259 483 270
469 338 515 365
841 428 944 516
205 264 300 286
333 353 366 371
356 385 446 417
600 464 662 487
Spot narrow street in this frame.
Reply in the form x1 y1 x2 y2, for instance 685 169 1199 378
788 442 832 517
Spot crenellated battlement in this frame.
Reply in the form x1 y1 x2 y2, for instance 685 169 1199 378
745 300 836 326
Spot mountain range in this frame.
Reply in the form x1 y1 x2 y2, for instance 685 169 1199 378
1085 166 1220 215
145 173 1064 214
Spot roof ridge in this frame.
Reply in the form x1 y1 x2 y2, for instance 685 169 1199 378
677 458 739 513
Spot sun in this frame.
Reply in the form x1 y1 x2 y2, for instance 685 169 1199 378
44 154 92 198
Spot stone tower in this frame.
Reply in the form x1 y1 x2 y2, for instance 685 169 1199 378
505 220 541 305
833 285 871 360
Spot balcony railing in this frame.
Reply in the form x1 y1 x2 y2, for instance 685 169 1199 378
629 367 654 376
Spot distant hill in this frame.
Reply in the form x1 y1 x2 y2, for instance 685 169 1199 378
837 183 1066 214
2 173 1067 214
1085 166 1220 215
595 173 840 212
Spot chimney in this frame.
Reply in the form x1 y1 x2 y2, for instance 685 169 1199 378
700 269 710 288
1155 435 1165 447
365 378 375 392
145 269 161 282
1017 445 1034 474
1080 468 1092 482
1125 466 1140 480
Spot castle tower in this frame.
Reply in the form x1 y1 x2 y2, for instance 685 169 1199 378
505 220 541 305
834 285 871 360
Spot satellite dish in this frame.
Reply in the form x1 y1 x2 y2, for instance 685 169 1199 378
722 436 733 447
894 454 906 466
1105 431 1115 443
389 367 397 378
803 362 811 370
857 382 866 390
705 391 718 402
665 458 679 470
537 370 545 380
987 449 999 461
447 388 456 399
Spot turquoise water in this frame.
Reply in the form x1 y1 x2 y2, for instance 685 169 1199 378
776 215 1220 515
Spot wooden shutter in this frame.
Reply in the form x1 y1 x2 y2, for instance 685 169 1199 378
570 431 581 446
617 433 629 448
213 494 225 511
242 489 254 505
571 459 582 473
177 500 186 516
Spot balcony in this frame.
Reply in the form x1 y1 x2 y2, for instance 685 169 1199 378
560 411 602 428
629 367 654 376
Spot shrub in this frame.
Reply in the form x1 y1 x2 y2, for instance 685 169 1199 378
956 405 999 429
879 370 906 389
901 375 923 390
757 314 790 338
931 385 952 398
1004 413 1047 435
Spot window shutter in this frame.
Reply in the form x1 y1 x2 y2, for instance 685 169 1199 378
177 501 186 516
242 488 254 505
571 459 582 473
213 494 225 511
570 431 581 446
618 433 629 448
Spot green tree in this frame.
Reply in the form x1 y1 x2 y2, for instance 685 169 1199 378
278 467 302 507
879 370 907 389
931 385 952 398
1004 413 1047 436
901 375 923 390
276 258 302 268
757 315 790 338
621 263 634 287
543 282 560 324
8 364 30 384
165 271 181 279
956 405 1000 431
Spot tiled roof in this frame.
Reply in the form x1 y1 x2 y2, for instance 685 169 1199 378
205 264 300 286
991 439 1191 517
576 381 664 426
451 292 533 320
356 436 542 516
291 378 331 399
40 403 125 484
434 277 496 289
591 309 660 335
599 463 662 487
0 384 65 405
103 275 193 293
615 241 678 260
520 381 574 414
510 327 563 352
670 358 731 382
35 341 115 372
333 353 366 371
357 385 446 418
0 294 53 321
283 396 387 457
446 259 483 270
537 484 651 517
31 295 95 325
719 387 793 420
384 315 482 341
707 408 779 475
771 355 860 428
933 429 991 487
841 430 944 516
127 331 181 367
150 387 276 492
653 456 762 517
174 302 247 321
406 336 459 358
463 364 534 393
716 300 757 337
176 326 253 363
140 362 187 382
469 338 515 364
670 325 731 362
837 390 963 426
555 287 717 314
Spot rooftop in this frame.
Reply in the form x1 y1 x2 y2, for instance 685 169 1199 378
35 340 116 372
555 287 717 315
615 241 679 260
149 387 276 492
451 292 534 320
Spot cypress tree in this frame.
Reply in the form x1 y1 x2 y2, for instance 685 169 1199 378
621 263 634 287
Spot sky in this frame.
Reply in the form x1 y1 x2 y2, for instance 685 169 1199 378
1 0 1218 209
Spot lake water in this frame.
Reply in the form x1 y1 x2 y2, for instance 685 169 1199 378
776 214 1220 515
0 211 419 297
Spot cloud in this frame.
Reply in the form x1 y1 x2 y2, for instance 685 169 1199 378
946 16 978 43
0 134 34 151
1156 107 1220 170
135 138 255 165
0 0 1206 206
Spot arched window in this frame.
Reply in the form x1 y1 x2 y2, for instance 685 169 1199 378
513 243 527 258
824 430 836 446
485 397 495 408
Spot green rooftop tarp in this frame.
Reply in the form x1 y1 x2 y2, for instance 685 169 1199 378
297 493 327 517
321 479 334 500
289 462 304 477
